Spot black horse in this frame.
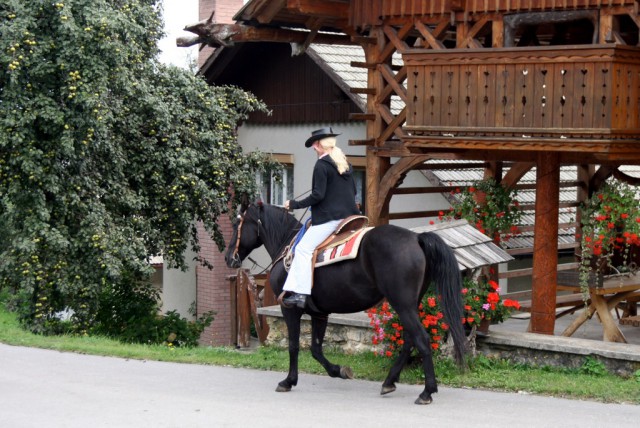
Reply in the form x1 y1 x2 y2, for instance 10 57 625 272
225 203 466 404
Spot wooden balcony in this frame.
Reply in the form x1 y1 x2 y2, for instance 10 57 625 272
349 0 638 27
401 45 640 162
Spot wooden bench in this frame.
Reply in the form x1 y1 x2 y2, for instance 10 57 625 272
517 293 588 319
618 291 640 324
619 315 640 327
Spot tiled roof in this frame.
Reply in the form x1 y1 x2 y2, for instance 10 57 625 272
310 44 404 113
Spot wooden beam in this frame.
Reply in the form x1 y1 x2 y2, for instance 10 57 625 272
350 87 376 95
414 19 446 49
392 186 454 195
349 113 376 121
377 66 407 105
348 139 375 146
350 61 376 69
459 15 490 48
383 24 410 52
178 23 352 48
378 64 408 104
613 168 640 186
378 105 407 141
378 22 413 63
257 0 286 24
285 0 349 19
502 162 535 188
375 155 433 224
389 210 443 220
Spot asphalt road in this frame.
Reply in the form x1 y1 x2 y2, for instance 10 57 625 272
0 343 637 427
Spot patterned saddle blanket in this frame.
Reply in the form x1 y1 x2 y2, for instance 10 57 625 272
284 215 371 270
315 226 373 267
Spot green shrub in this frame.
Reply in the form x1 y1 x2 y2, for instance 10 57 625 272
92 275 214 347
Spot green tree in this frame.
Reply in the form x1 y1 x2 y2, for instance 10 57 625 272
0 0 275 334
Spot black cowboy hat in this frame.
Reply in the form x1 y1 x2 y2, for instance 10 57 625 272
304 127 340 148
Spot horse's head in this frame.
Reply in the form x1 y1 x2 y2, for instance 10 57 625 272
225 203 264 269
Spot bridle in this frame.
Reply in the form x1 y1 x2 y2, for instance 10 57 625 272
230 205 262 267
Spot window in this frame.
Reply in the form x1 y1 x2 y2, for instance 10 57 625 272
257 154 294 206
257 154 365 212
348 156 366 214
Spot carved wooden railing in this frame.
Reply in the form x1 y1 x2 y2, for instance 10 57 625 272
403 45 640 143
350 0 638 27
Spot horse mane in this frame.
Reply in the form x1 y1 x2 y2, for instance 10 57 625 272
252 203 301 257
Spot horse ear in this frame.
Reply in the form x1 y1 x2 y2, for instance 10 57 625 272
238 193 250 212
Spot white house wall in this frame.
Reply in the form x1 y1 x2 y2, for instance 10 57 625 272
161 247 198 321
236 122 450 274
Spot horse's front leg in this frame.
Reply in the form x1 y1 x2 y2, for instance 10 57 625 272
310 316 353 380
276 308 303 392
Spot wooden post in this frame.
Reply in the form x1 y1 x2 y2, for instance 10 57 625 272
529 152 560 335
365 30 391 226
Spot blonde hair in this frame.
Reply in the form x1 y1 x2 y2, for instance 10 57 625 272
319 137 349 174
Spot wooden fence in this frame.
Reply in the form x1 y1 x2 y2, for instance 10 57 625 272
228 270 276 348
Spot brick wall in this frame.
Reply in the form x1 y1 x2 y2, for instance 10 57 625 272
198 0 245 67
196 0 247 345
196 218 236 346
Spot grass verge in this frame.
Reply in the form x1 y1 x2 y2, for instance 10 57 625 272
1 304 638 404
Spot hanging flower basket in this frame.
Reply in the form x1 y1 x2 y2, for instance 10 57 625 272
440 178 523 247
578 179 640 295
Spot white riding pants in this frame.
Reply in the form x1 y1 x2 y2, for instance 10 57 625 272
283 219 342 295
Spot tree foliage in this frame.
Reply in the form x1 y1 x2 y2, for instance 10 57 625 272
0 0 275 333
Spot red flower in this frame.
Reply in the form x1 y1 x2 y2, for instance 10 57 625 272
503 299 521 310
487 292 500 304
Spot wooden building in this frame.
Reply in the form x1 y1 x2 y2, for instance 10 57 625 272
185 0 640 336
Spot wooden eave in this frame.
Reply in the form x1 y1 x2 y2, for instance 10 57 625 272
233 0 351 34
179 22 353 48
401 138 640 164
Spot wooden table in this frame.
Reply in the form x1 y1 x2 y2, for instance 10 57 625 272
558 274 640 343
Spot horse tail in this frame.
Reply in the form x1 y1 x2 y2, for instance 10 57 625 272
417 232 466 366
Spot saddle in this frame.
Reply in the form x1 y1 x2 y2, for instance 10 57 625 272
315 215 369 254
283 215 370 271
278 215 370 309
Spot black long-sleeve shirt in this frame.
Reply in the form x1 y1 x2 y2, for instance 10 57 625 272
289 156 360 225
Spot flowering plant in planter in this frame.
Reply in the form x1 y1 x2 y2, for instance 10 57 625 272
367 298 448 358
441 178 523 247
461 276 521 327
367 277 520 359
578 179 640 293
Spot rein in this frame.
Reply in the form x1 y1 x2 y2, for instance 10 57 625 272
231 203 300 274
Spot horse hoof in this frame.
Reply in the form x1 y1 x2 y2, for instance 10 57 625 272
380 384 396 395
414 395 433 405
340 366 354 379
276 384 291 392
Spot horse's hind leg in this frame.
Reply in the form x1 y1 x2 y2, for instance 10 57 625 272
381 338 413 395
396 311 438 404
310 316 353 380
277 308 303 392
